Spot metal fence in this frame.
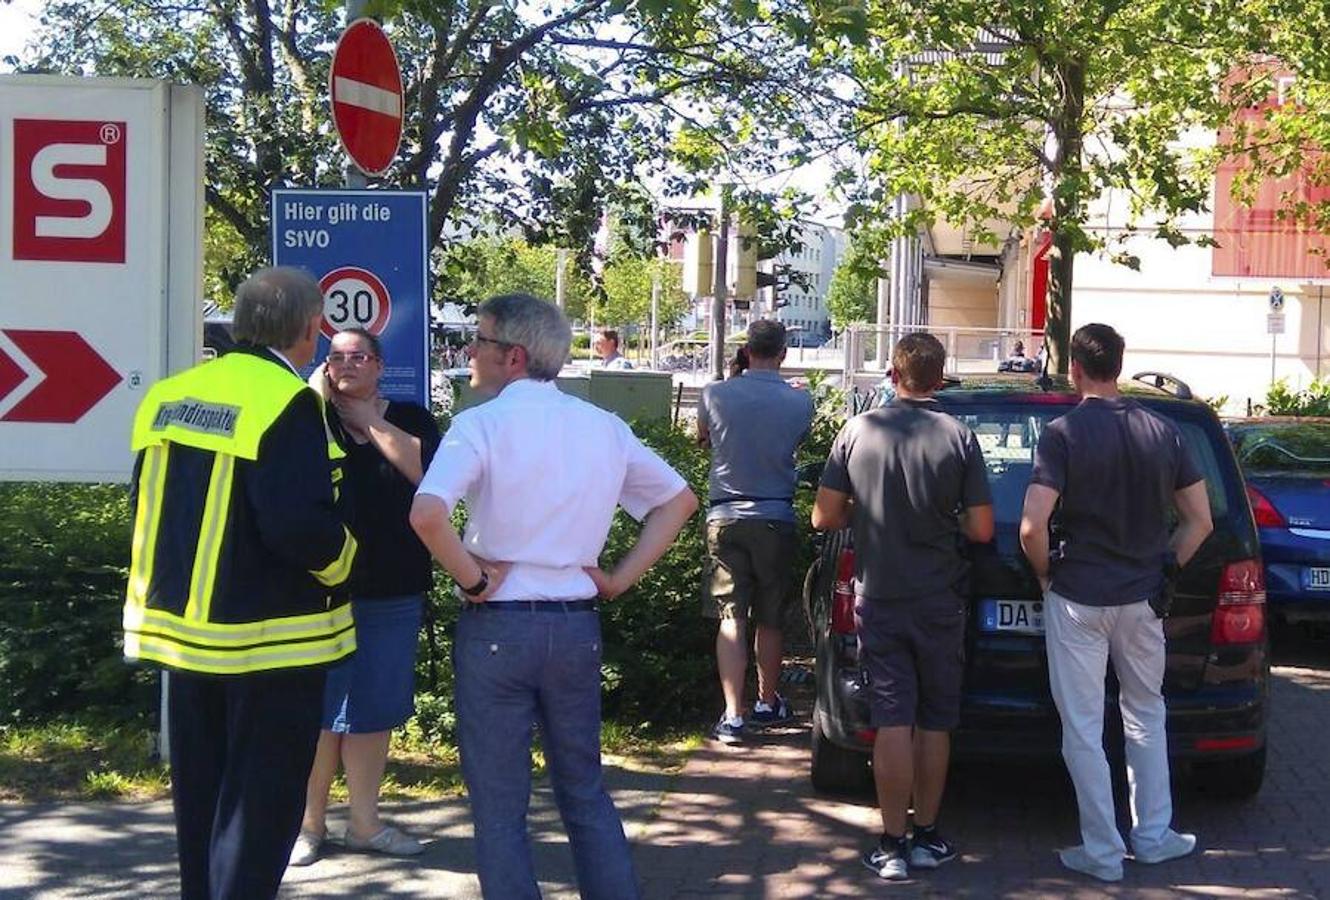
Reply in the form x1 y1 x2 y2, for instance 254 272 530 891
843 324 1045 377
840 324 1046 413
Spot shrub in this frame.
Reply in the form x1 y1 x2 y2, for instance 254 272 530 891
0 483 152 724
1265 377 1330 416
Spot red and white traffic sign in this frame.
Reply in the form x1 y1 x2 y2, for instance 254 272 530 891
0 329 122 423
330 19 403 177
319 266 392 339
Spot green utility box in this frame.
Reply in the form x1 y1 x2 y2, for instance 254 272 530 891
586 369 673 421
448 368 672 421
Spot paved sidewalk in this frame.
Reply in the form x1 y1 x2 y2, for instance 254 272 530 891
2 663 1328 898
635 662 1330 899
0 759 673 899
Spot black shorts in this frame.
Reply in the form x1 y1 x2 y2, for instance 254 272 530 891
855 593 966 731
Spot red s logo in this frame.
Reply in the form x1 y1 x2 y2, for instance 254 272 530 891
13 119 127 263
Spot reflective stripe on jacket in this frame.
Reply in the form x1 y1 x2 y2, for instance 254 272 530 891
123 348 358 675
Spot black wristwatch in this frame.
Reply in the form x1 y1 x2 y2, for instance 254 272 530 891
461 571 489 597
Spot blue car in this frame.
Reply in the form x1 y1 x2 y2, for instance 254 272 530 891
1226 418 1330 625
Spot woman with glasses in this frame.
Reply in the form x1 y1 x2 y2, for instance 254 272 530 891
291 327 442 865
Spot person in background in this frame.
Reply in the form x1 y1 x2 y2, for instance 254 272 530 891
594 328 634 369
1020 323 1212 883
410 294 697 899
697 320 815 743
124 267 357 899
727 345 750 379
291 327 442 865
812 332 993 881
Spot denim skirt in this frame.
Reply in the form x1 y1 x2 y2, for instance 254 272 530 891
321 594 423 734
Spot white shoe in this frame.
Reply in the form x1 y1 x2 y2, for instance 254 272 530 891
288 830 323 867
345 825 424 857
1134 830 1197 864
1057 845 1123 882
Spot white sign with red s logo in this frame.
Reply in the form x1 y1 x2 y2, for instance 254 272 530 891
1 76 204 481
13 118 128 263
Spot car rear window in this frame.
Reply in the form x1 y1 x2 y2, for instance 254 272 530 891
954 405 1230 524
1232 423 1330 474
1174 419 1230 519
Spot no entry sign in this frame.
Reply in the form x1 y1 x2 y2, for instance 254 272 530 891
330 19 403 177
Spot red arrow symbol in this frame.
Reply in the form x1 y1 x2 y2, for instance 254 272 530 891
0 330 122 423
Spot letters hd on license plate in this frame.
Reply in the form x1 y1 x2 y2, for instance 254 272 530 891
1308 567 1330 591
980 599 1045 634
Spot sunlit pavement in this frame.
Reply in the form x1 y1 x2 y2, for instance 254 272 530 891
1 627 1327 898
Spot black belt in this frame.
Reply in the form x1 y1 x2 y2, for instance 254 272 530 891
708 495 794 508
463 598 598 613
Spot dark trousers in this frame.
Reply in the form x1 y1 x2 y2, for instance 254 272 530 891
167 667 325 900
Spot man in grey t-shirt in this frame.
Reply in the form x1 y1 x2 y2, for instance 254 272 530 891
697 319 814 744
813 333 993 881
1020 323 1212 883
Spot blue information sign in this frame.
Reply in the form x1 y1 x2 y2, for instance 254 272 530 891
271 189 429 406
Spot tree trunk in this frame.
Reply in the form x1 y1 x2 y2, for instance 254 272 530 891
1046 60 1087 376
1046 226 1074 376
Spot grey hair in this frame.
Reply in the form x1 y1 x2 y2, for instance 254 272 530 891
478 293 571 381
746 318 787 360
232 267 324 350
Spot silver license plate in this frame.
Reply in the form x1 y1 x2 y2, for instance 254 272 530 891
980 599 1044 634
1308 567 1330 591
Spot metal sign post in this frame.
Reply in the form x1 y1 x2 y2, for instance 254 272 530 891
1269 286 1286 387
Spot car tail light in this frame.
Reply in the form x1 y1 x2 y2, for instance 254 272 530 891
855 728 877 745
830 548 857 635
1211 559 1267 645
1246 485 1285 528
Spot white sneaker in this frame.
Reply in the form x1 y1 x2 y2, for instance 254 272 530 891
1134 830 1197 864
1057 845 1123 882
345 825 424 857
288 830 323 867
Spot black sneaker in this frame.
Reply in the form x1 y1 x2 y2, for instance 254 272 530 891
909 827 957 869
748 694 793 727
862 835 909 880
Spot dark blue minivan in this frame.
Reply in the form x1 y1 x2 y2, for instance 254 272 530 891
806 375 1270 799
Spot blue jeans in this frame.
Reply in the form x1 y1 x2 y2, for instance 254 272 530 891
454 607 639 900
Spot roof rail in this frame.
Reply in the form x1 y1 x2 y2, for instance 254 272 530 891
1130 371 1193 400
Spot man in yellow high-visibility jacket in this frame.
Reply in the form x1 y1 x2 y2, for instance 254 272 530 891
124 267 357 900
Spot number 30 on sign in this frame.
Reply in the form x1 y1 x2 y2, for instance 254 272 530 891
319 266 391 338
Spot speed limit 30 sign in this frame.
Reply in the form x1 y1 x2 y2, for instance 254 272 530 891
319 266 391 338
270 188 429 405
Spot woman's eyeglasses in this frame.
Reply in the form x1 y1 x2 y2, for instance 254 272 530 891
327 351 376 365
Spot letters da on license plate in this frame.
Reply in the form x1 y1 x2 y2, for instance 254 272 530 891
980 598 1045 634
1308 567 1330 591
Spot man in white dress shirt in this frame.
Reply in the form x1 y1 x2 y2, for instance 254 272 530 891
410 294 697 900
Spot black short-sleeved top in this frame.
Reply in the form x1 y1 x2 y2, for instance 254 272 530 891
1030 396 1203 607
820 398 992 602
331 401 441 599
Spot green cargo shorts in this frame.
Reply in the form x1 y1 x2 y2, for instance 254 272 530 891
703 519 799 628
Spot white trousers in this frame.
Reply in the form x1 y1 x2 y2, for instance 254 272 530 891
1045 590 1175 867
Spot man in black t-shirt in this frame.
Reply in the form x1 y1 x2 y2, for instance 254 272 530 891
814 333 994 881
1020 324 1213 883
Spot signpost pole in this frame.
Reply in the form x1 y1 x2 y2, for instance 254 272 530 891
710 187 730 382
650 269 661 370
346 0 368 189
